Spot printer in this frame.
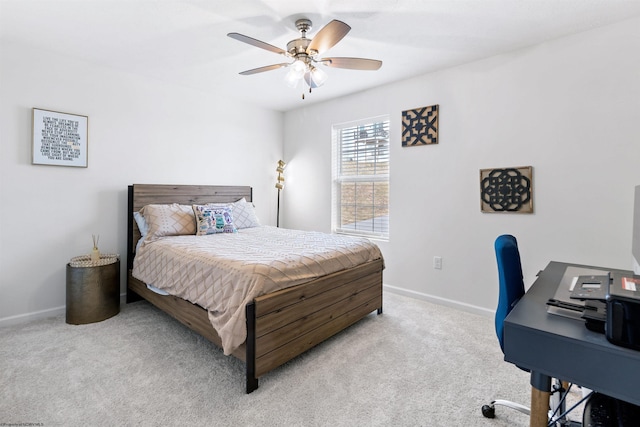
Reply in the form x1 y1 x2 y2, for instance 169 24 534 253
606 274 640 351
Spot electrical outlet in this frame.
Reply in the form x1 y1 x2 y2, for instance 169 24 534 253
433 256 442 269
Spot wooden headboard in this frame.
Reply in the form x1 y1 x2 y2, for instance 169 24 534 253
127 184 253 269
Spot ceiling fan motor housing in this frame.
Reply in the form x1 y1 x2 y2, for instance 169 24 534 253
287 38 313 57
295 18 312 34
288 19 317 60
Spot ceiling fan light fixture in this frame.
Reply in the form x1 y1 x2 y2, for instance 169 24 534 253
284 69 300 88
304 66 328 89
291 59 307 75
310 66 328 87
284 59 307 87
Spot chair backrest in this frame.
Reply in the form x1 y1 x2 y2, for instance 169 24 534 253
494 234 525 352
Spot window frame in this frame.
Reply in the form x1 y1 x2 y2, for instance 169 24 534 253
331 115 390 240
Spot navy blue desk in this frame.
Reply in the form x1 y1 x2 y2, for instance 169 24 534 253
504 261 640 427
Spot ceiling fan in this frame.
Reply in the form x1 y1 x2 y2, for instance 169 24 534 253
227 18 382 98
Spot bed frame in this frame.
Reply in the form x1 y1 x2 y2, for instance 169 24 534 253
126 184 384 393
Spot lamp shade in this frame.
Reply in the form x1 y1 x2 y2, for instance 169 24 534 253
305 66 328 88
285 60 306 88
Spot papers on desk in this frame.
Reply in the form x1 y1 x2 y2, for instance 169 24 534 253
546 266 610 320
622 277 640 292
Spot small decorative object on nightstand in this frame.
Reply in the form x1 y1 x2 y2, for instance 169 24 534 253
66 253 120 325
90 234 101 262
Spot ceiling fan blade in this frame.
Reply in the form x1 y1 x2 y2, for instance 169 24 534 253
322 57 383 70
239 63 289 75
307 20 351 55
227 32 287 56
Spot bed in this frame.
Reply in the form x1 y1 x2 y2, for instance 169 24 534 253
126 184 384 393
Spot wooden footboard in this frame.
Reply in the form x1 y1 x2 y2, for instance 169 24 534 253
127 184 384 393
247 258 383 392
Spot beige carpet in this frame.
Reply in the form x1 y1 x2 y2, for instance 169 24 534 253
0 292 583 426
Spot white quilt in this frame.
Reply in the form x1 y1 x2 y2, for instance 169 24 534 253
132 226 383 355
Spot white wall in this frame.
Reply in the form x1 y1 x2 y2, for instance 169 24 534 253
0 40 283 324
283 17 640 314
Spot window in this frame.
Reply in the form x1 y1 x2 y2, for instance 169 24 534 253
332 116 390 239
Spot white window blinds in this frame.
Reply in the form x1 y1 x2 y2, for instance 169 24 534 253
332 116 390 239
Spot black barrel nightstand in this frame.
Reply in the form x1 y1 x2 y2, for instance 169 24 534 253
66 254 120 324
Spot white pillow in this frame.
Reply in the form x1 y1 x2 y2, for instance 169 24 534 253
133 211 148 237
232 198 261 229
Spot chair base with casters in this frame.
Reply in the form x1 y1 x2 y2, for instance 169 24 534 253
481 399 530 418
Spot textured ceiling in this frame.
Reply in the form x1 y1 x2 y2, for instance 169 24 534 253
2 0 640 111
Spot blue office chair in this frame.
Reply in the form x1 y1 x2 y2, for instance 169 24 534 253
482 235 579 424
481 234 531 419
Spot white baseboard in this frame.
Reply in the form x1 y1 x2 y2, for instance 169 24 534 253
0 293 129 328
383 284 494 318
0 305 66 328
2 289 492 328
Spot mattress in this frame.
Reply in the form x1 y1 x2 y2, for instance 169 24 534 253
132 226 383 354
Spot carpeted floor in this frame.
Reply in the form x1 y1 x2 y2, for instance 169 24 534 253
0 292 582 426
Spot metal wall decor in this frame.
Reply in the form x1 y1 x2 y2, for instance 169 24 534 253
402 104 438 146
480 166 533 213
